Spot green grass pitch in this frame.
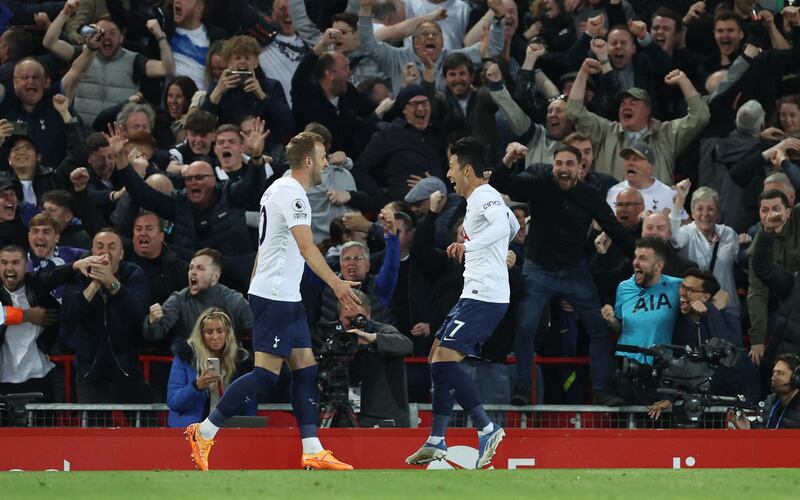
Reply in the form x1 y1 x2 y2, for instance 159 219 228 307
0 469 798 499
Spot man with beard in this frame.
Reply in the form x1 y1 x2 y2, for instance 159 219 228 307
601 237 682 403
70 14 175 134
143 247 248 352
0 245 99 402
258 0 310 107
485 61 573 165
129 211 187 307
490 144 636 405
566 58 709 184
169 0 226 91
185 131 361 471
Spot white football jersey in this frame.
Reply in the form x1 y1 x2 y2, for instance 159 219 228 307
248 176 311 302
460 184 519 303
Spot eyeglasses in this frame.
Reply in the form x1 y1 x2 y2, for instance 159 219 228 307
406 99 430 108
679 283 707 294
183 174 214 182
341 255 367 262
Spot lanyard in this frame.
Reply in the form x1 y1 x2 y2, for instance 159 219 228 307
767 399 789 429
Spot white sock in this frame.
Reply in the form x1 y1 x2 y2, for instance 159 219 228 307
302 437 324 454
478 423 494 436
198 419 220 440
426 436 444 445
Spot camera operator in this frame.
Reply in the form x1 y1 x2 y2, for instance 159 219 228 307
338 289 412 427
729 354 800 429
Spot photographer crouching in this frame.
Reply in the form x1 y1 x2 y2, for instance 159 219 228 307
321 289 412 427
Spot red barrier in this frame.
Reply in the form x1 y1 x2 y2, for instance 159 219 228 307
2 428 799 471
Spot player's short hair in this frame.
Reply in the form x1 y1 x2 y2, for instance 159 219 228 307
635 236 672 263
450 136 488 176
758 189 790 210
286 131 325 170
28 213 61 234
193 247 223 272
682 267 720 296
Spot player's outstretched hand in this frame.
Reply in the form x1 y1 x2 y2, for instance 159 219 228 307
446 242 466 262
334 278 362 310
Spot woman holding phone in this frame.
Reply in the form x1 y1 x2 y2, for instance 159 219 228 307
166 308 255 428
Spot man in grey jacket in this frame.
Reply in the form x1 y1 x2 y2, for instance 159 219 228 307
143 248 253 351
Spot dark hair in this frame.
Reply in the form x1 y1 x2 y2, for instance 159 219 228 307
553 144 582 164
331 12 358 30
193 247 223 272
443 52 473 76
184 110 217 135
304 122 333 149
394 211 415 231
713 8 743 29
683 267 721 295
133 211 166 232
450 136 487 176
86 132 110 155
1 27 34 60
652 7 683 33
357 77 388 96
165 76 199 115
0 244 26 258
776 353 800 372
42 190 75 213
758 189 790 210
287 131 324 170
635 236 672 262
313 51 341 81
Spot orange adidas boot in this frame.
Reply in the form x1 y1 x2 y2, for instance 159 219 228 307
301 450 354 470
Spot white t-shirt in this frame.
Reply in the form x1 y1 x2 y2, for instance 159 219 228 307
606 179 687 219
248 176 311 302
460 184 520 303
172 26 210 91
259 34 307 108
403 0 471 51
20 179 36 205
0 287 53 383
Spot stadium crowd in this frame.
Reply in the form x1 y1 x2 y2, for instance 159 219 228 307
1 0 800 427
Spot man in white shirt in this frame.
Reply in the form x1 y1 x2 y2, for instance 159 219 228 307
170 0 224 91
185 131 361 471
606 141 683 217
405 136 518 469
0 245 97 401
401 0 471 50
259 0 310 107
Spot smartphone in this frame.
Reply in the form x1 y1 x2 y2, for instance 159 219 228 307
10 121 27 136
207 357 220 376
79 24 98 37
230 70 252 85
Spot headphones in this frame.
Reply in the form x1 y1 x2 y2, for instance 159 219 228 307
788 354 800 391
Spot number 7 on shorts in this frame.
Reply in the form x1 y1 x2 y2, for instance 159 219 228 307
447 320 466 338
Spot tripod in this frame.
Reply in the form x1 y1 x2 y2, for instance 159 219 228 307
319 400 360 428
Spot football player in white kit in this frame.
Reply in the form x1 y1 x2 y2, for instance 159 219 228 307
185 129 361 471
406 137 519 469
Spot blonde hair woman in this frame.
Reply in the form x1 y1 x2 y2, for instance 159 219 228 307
166 308 254 428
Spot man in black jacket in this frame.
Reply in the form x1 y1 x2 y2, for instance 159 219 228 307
729 354 800 429
0 245 98 401
116 118 270 291
291 49 377 158
490 143 636 405
338 290 412 427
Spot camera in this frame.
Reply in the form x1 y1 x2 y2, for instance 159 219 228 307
316 314 368 410
617 338 750 428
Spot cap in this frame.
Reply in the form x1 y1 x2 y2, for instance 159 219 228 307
392 84 428 113
0 172 22 197
616 87 651 107
620 141 655 165
404 176 448 204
